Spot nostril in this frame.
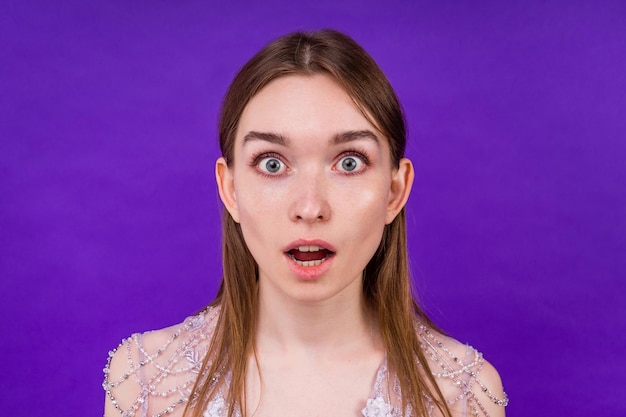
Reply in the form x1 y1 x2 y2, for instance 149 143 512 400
290 189 331 222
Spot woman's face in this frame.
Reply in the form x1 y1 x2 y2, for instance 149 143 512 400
216 74 413 305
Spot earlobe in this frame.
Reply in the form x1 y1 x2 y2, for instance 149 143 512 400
386 158 414 224
215 157 240 223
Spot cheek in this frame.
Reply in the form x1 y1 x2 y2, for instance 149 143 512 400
235 178 287 245
333 186 388 269
336 179 389 215
238 178 288 213
332 181 390 238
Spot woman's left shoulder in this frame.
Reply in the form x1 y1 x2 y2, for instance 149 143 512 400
417 325 509 417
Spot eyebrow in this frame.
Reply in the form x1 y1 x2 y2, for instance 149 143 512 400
242 130 380 147
243 131 289 146
332 130 380 146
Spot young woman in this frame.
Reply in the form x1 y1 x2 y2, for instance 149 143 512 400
103 30 508 417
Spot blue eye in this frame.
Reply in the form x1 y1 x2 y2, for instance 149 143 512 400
259 157 284 174
338 156 364 172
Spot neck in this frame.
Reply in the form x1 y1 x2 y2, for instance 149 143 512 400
254 278 379 357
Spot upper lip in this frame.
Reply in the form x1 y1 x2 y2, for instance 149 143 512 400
283 239 336 253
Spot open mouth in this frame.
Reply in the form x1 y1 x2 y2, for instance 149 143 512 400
286 245 335 267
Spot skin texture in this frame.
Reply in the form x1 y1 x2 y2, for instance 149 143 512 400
215 74 414 416
216 74 413 307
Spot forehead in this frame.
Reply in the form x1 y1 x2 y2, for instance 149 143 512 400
236 74 382 141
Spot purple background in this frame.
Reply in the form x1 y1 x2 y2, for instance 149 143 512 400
1 1 625 416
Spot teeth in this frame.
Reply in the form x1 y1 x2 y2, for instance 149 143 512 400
294 259 324 267
287 253 327 267
297 245 321 252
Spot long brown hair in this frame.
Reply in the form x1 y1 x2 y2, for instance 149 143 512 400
185 29 451 417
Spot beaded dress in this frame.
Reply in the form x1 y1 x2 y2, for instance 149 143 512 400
103 306 507 417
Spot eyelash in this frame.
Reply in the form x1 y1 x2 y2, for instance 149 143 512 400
249 152 287 178
337 150 371 173
249 149 372 177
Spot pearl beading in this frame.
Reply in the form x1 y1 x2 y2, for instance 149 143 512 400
103 308 218 417
418 326 509 417
103 309 508 417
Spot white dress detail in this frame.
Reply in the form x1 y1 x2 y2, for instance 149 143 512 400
104 306 507 417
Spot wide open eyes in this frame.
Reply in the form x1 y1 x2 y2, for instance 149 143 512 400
257 156 286 175
334 151 370 174
251 150 370 177
251 153 287 175
337 155 362 173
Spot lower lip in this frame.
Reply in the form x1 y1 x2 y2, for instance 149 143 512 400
284 253 335 280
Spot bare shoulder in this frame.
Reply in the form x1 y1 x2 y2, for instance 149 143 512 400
103 306 220 417
469 358 507 417
418 325 508 417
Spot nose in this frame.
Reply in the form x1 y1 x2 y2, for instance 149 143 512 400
289 171 331 223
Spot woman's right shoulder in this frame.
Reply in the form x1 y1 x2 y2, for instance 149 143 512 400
103 305 221 417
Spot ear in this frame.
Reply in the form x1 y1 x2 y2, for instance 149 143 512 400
215 157 240 223
385 158 414 224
